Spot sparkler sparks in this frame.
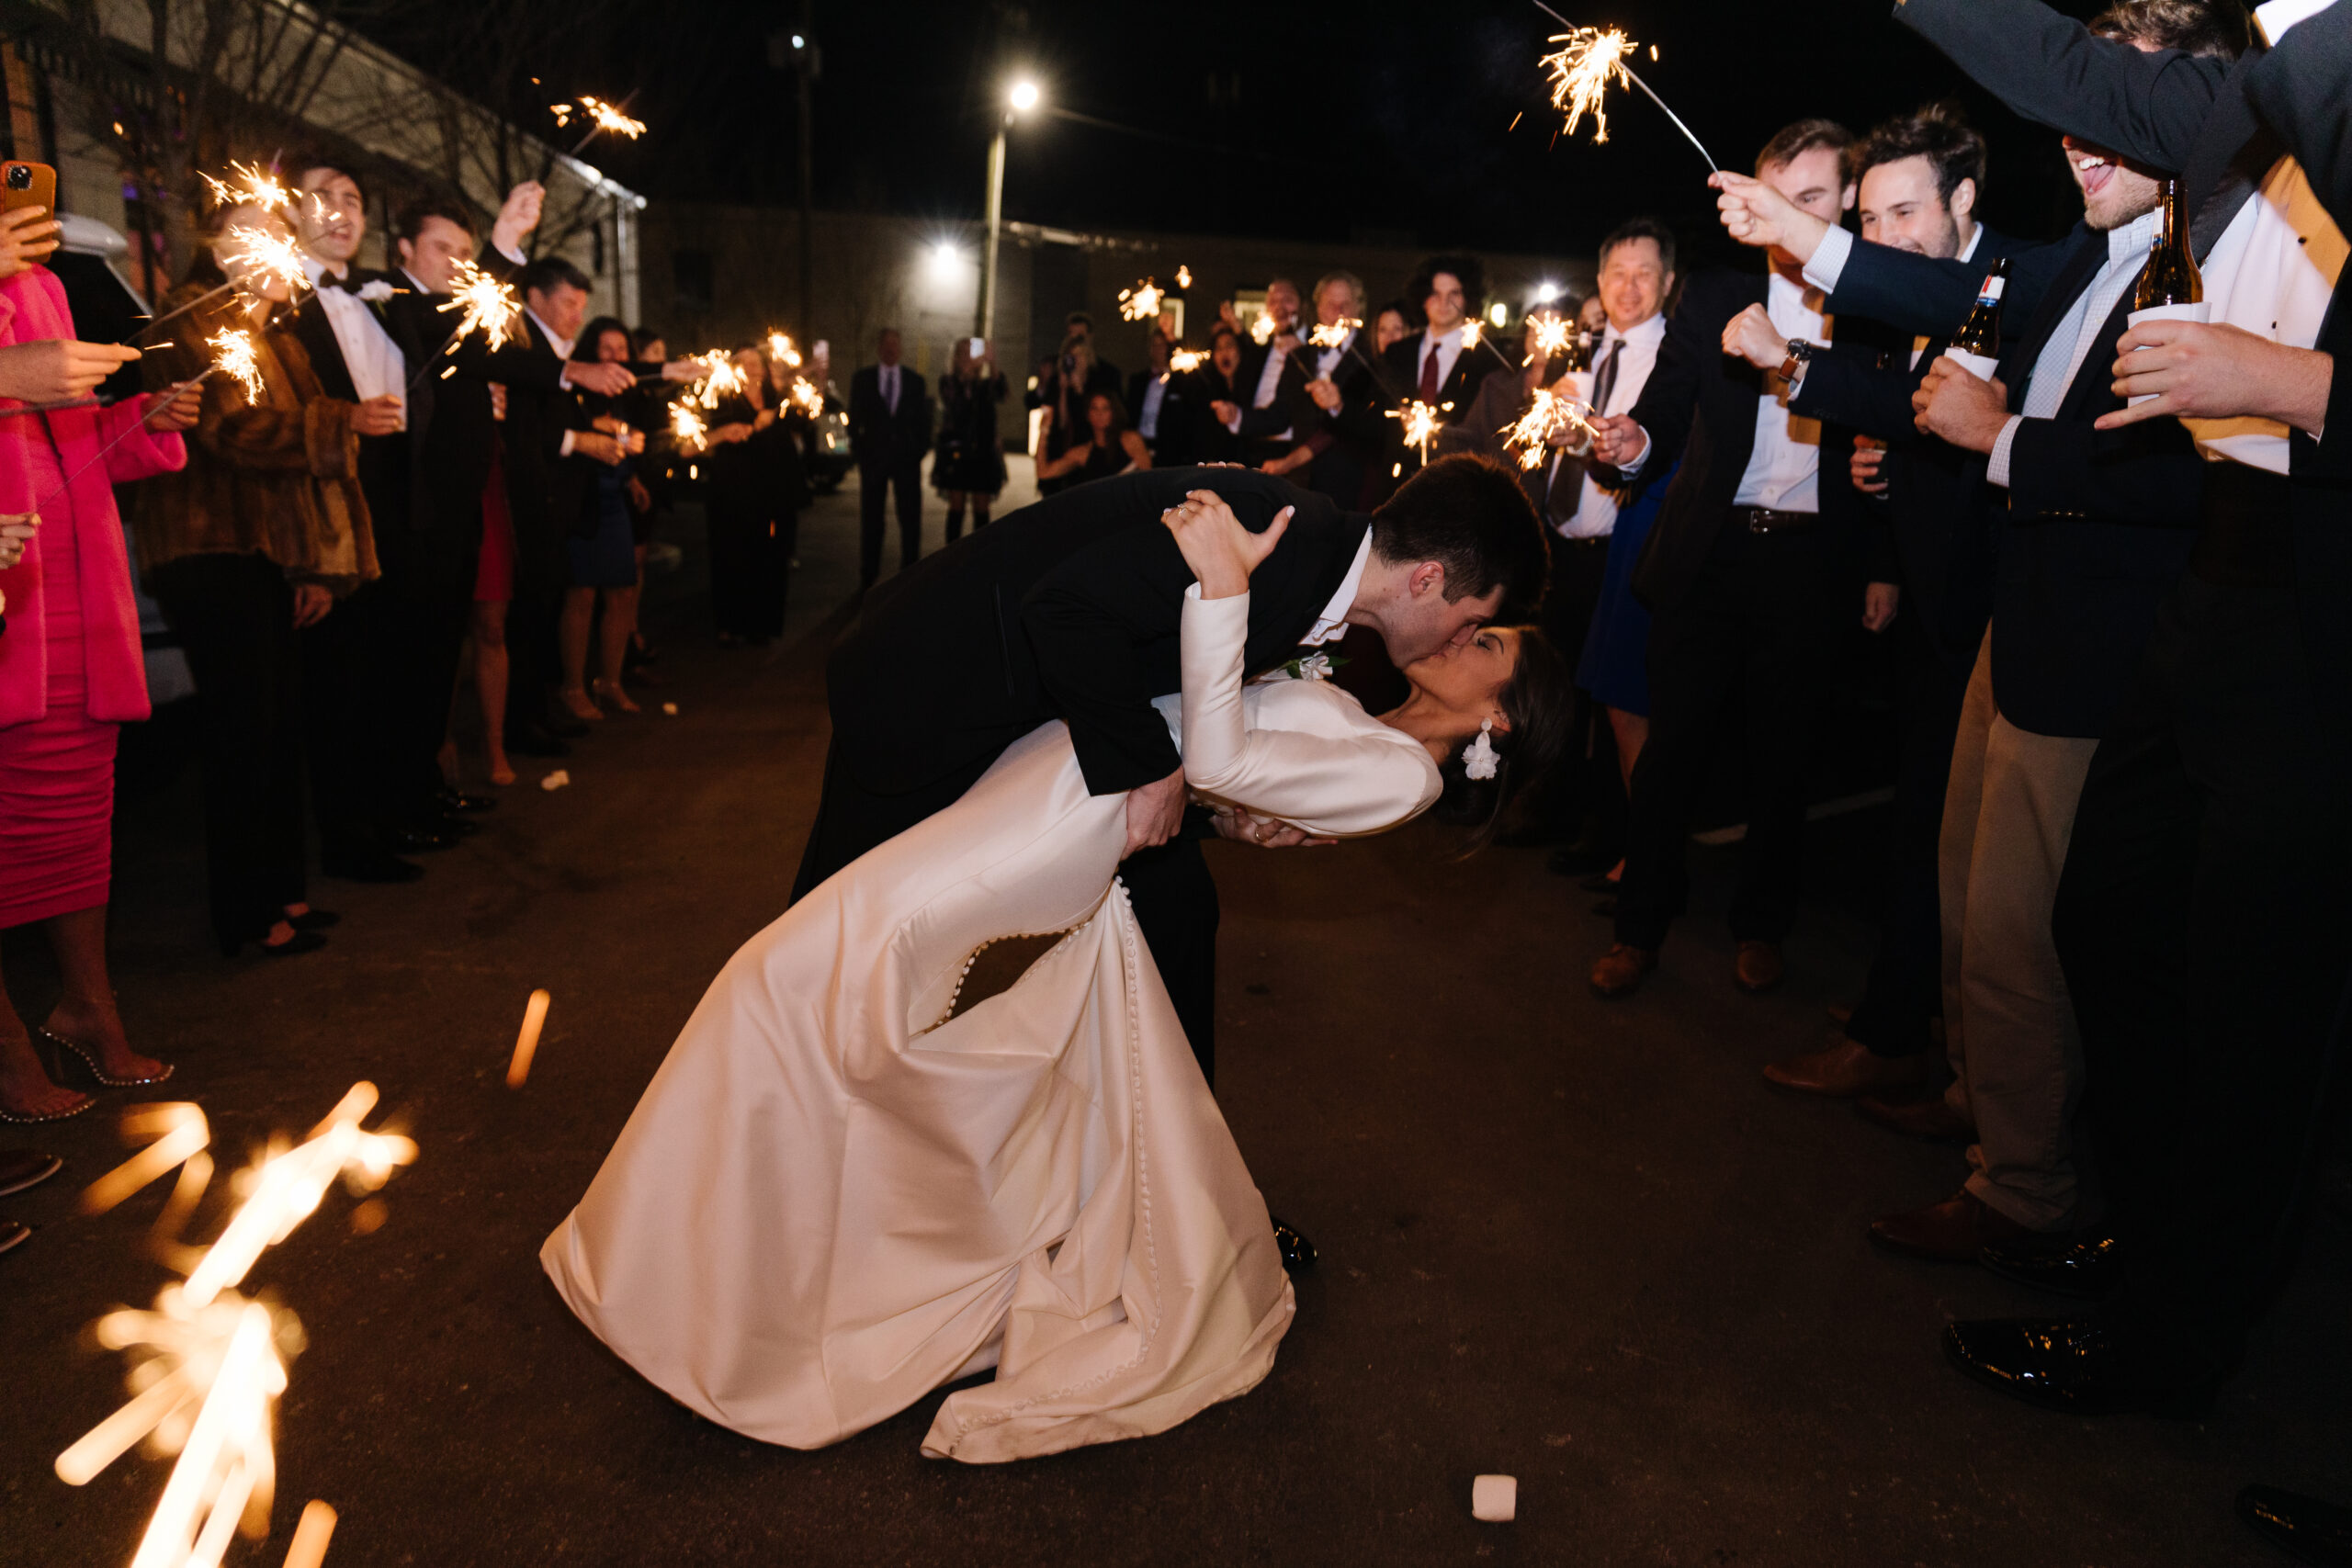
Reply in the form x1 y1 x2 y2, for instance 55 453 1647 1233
437 260 522 355
198 162 294 215
1543 26 1635 144
670 401 710 451
1168 348 1206 373
765 332 804 367
1308 317 1363 349
1388 399 1442 460
1526 311 1575 363
551 96 647 141
208 329 264 401
1458 318 1485 351
1118 278 1165 321
1250 311 1278 346
58 1085 413 1568
786 378 825 418
691 350 750 410
220 225 312 298
1175 265 1193 289
1501 387 1595 468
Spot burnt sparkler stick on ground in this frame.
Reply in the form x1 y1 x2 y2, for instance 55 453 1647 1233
1531 4 1719 174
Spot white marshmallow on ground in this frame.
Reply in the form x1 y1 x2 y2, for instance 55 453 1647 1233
1472 1474 1516 1522
540 769 571 792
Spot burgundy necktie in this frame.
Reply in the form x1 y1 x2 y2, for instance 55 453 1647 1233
1418 339 1441 402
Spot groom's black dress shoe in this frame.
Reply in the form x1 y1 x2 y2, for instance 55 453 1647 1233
1979 1234 2120 1299
1941 1318 2215 1416
1270 1216 1317 1272
2239 1484 2352 1566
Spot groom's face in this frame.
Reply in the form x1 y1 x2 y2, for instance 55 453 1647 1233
1377 565 1504 666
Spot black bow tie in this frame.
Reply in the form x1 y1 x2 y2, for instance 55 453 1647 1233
317 271 366 294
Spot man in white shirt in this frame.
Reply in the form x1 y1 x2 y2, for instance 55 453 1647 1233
1377 254 1491 489
1581 119 1870 1002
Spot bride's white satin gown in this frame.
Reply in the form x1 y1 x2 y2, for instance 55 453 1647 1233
542 590 1440 1461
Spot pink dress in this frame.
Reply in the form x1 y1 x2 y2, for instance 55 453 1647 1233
0 266 187 928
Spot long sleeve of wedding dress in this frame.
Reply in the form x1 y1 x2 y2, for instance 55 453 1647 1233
1176 586 1442 836
541 580 1436 1469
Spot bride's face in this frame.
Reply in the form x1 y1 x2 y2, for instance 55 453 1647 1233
1402 626 1520 723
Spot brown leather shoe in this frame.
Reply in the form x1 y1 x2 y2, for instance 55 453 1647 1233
1734 940 1782 993
1869 1188 2046 1262
1763 1037 1931 1098
1857 1091 1974 1143
1589 943 1657 998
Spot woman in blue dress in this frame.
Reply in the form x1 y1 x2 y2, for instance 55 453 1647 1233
560 318 645 717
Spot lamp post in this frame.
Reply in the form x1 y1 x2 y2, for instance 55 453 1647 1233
978 78 1039 342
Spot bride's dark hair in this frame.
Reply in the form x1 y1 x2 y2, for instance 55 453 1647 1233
1430 626 1576 853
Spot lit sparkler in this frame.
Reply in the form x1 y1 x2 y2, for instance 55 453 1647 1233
1388 399 1442 461
220 225 312 299
552 95 647 146
1250 311 1278 346
198 161 295 216
670 401 710 452
766 332 804 368
1175 265 1193 289
691 349 749 410
58 1085 413 1568
208 329 264 402
1501 387 1596 468
1526 310 1574 363
1308 316 1363 349
1168 348 1206 374
439 260 522 355
1532 5 1719 172
1118 278 1165 321
786 378 825 418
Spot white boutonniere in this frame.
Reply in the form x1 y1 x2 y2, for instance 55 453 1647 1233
356 279 396 303
1279 652 1346 682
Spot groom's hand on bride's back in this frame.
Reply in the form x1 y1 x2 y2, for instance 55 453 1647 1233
1125 766 1189 859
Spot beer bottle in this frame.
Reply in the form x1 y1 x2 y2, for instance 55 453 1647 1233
1946 257 2009 382
2126 177 2206 404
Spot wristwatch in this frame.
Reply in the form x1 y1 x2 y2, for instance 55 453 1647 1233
1776 338 1816 384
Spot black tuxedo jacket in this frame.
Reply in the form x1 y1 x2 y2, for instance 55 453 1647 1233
1792 223 2027 672
1823 223 2205 735
1619 266 1869 615
1301 326 1400 508
1379 329 1485 483
848 365 932 470
1125 368 1201 462
499 315 595 565
826 466 1369 798
1232 334 1313 455
290 271 408 547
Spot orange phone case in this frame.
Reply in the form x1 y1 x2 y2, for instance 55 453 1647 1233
0 161 57 219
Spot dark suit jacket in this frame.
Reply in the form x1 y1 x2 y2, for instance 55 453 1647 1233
1125 368 1200 460
1821 225 2205 735
499 315 596 569
826 467 1368 798
1617 266 1870 615
1295 326 1395 508
1792 223 2026 672
1894 0 2352 725
1378 329 1486 487
848 364 932 470
1232 334 1314 459
1435 366 1589 528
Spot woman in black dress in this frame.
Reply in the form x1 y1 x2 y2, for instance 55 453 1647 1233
932 337 1006 540
703 347 808 647
1033 389 1149 489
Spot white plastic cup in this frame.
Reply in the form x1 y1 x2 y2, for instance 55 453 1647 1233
1944 350 2000 383
2124 302 2210 404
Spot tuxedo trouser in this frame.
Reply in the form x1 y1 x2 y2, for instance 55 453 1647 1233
1847 610 1974 1059
149 554 307 947
2054 496 2352 1383
1935 631 2098 1234
1614 518 1844 953
300 577 402 860
857 460 924 588
1527 534 1611 839
505 513 565 739
793 739 1222 1086
374 522 476 823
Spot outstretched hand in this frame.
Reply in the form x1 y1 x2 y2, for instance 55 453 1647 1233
1161 490 1289 600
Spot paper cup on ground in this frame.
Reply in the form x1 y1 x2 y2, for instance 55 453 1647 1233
1944 350 2000 383
1472 1474 1517 1522
2124 302 2210 404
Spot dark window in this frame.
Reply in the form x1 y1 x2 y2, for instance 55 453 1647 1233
673 249 713 312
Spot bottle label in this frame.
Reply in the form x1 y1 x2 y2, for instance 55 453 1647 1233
1974 276 2005 307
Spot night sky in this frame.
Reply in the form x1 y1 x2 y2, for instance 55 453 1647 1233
379 0 2120 266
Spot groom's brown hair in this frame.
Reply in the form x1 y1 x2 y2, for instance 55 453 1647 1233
1370 455 1547 620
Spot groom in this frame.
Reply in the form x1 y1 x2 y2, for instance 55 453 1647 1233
794 457 1546 1085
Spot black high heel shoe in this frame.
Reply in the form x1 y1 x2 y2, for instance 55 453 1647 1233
36 1026 174 1089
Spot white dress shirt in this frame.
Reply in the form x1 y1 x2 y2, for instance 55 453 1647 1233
1416 327 1465 398
1986 209 2160 489
1137 376 1167 439
1314 328 1354 381
1302 529 1373 647
301 255 406 426
2178 155 2345 472
1558 311 1667 539
1730 268 1833 511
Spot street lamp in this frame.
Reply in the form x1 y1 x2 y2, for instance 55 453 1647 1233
979 78 1040 341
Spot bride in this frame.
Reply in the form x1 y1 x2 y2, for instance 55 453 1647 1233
542 489 1571 1462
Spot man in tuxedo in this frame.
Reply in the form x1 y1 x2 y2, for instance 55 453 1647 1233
288 160 432 882
1380 256 1492 493
1877 0 2352 1428
1270 270 1396 509
1744 107 2011 1118
1125 329 1191 463
792 456 1549 1103
848 329 933 590
1584 120 1880 1000
1227 277 1311 469
500 256 634 754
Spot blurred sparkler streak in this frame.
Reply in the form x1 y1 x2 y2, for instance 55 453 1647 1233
786 379 825 419
1117 279 1165 321
57 1084 413 1567
692 350 750 409
1308 317 1363 349
766 333 804 367
1175 265 1193 289
509 989 552 1088
405 261 522 394
1250 310 1278 346
1532 4 1718 172
1167 348 1206 374
670 402 710 452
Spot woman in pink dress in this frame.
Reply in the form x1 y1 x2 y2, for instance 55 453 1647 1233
0 235 200 1122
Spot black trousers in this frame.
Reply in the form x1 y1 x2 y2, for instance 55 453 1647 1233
707 495 789 641
503 513 565 741
858 460 923 588
149 553 307 949
1848 611 1975 1057
374 524 476 823
792 739 1223 1085
2053 554 2352 1386
1526 533 1611 839
1615 518 1845 952
300 577 401 860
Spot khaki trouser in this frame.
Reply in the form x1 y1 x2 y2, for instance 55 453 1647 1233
1938 633 2098 1233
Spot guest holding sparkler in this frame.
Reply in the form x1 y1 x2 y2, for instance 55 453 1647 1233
0 218 197 1126
935 335 1007 539
704 345 803 646
1380 256 1489 496
1230 276 1311 468
133 206 378 958
1267 271 1392 509
1035 389 1150 487
558 318 648 716
847 327 931 585
1188 324 1248 466
1124 329 1184 464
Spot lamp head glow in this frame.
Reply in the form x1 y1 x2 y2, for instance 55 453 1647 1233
790 32 805 48
1535 282 1560 304
1009 81 1041 112
1487 301 1510 329
930 241 965 274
